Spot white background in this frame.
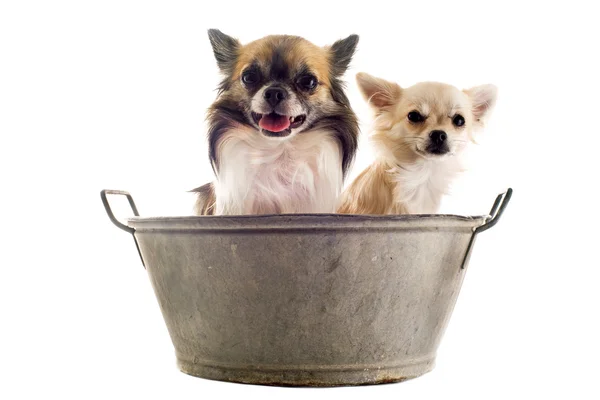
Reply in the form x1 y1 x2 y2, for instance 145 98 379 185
1 1 599 399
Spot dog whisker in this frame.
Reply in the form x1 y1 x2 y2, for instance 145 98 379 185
198 30 360 215
338 74 496 216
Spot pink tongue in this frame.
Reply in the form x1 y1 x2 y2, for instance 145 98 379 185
259 114 290 132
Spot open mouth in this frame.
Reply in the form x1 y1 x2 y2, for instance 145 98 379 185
251 112 306 137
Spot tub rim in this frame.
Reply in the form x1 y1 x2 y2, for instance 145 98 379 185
125 213 489 232
101 188 512 269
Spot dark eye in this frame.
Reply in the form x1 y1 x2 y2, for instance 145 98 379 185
241 70 259 85
407 111 425 123
297 75 318 91
453 114 465 127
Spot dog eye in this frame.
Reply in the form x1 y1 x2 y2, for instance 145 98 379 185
452 114 465 127
297 75 318 91
407 111 425 123
241 70 259 85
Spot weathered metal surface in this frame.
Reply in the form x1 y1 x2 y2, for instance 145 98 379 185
101 189 512 387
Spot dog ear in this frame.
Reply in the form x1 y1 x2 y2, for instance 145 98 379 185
208 29 241 73
356 72 402 110
463 84 498 126
329 34 359 77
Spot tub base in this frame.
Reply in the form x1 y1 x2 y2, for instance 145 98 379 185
177 358 435 387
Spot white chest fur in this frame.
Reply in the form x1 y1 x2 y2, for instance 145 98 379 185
214 128 343 215
391 157 463 214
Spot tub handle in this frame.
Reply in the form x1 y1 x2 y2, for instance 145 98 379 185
475 188 513 234
100 189 145 268
460 188 513 269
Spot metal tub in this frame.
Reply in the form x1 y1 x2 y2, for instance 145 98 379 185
101 188 512 386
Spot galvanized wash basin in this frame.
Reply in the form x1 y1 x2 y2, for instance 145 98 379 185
101 188 512 386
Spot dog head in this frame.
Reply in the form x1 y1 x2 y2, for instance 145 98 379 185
206 29 359 174
356 72 497 162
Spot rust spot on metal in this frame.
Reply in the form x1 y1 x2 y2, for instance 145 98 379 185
370 376 409 385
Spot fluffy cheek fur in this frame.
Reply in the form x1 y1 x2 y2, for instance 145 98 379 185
338 73 496 215
338 125 465 215
195 32 360 215
214 126 343 215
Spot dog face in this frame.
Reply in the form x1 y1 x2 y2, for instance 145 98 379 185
238 37 333 138
356 72 497 162
208 30 358 138
206 30 360 174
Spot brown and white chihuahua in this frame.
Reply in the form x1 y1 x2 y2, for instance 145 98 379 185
337 72 497 215
193 30 360 215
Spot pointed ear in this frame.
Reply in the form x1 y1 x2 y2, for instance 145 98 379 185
356 72 402 110
464 84 498 125
328 34 359 77
207 29 241 73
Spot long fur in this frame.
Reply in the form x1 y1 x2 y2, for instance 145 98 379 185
338 73 497 215
338 157 464 214
194 30 359 215
213 127 342 214
191 182 216 215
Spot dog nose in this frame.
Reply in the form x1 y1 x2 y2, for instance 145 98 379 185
264 87 288 108
430 130 447 144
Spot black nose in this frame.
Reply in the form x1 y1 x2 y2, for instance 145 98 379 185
430 130 447 145
264 86 288 108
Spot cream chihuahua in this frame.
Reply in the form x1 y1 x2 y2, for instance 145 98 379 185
337 72 497 215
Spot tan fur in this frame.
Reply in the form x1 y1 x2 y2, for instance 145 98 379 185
338 73 497 215
235 36 332 88
191 182 216 215
337 163 396 214
197 30 359 216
